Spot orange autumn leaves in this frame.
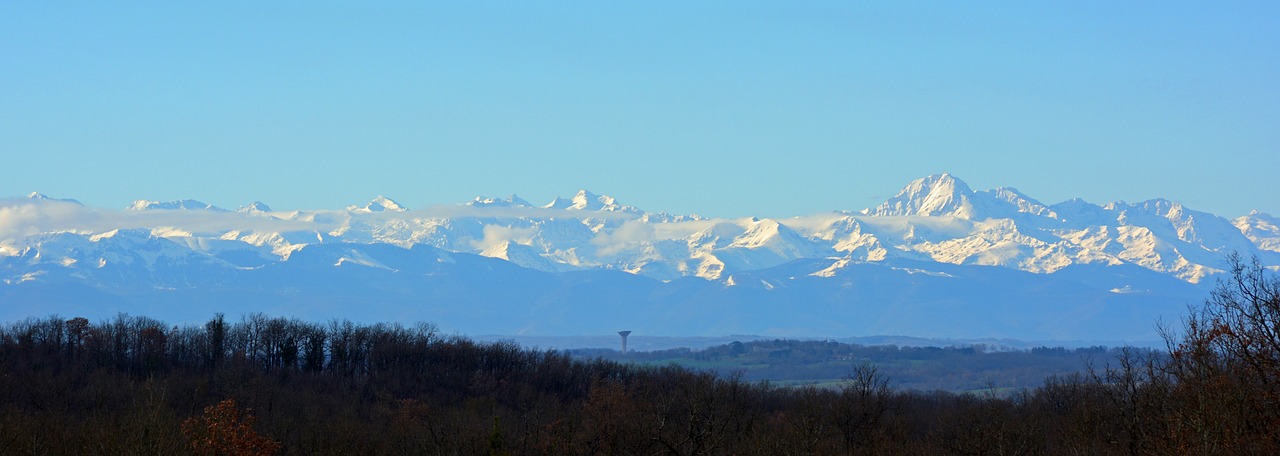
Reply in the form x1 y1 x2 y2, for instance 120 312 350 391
181 399 281 456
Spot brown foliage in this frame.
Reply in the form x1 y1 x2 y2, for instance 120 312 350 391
181 398 281 456
1159 254 1280 454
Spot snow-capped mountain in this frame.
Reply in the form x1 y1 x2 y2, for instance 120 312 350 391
468 194 534 208
870 173 983 218
869 173 1058 223
347 196 406 213
128 199 224 211
3 176 1276 341
25 192 82 205
1234 211 1280 254
237 201 273 213
539 190 641 214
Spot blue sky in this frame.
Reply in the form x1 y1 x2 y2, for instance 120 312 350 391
2 2 1276 218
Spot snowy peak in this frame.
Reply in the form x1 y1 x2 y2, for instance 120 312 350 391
1235 211 1280 253
730 218 788 249
1237 210 1280 228
641 211 706 223
468 194 533 208
479 240 567 272
25 192 82 205
1115 198 1181 217
730 218 824 254
89 227 155 243
1051 198 1115 227
543 196 572 210
1110 198 1243 248
570 190 605 210
872 175 1063 222
871 173 977 218
348 196 406 213
7 179 1278 289
543 190 640 213
127 199 224 211
979 187 1057 219
237 201 273 213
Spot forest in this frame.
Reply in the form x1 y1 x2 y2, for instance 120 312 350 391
0 256 1276 455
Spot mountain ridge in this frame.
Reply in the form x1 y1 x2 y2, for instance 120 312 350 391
4 175 1277 340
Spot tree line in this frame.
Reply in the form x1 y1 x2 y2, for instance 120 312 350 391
0 254 1276 454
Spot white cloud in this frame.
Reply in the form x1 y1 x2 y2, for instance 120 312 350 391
470 225 538 251
0 199 322 245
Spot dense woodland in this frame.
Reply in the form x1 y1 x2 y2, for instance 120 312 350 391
1 255 1277 455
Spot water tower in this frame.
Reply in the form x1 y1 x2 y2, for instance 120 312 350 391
617 330 632 354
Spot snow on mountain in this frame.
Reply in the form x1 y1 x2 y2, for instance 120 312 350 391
5 176 1277 287
26 192 82 205
206 228 329 261
978 187 1059 220
1110 199 1240 250
128 199 224 211
543 190 641 213
844 174 1278 282
870 174 1060 224
1235 211 1280 253
713 218 833 273
639 211 706 223
2 228 240 287
468 194 534 208
870 173 979 218
347 196 406 213
5 175 1280 339
1051 198 1117 227
792 216 886 260
1075 199 1267 282
237 201 273 213
542 196 572 210
480 241 573 272
569 190 607 211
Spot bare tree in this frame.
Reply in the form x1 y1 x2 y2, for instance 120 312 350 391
1163 254 1280 453
835 362 891 453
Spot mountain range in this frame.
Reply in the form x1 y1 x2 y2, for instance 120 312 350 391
3 174 1277 342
